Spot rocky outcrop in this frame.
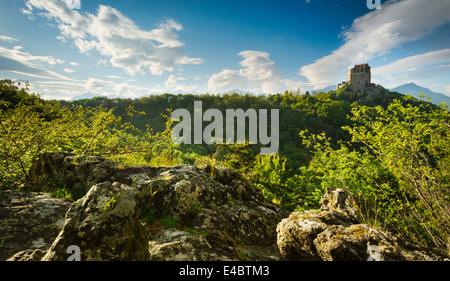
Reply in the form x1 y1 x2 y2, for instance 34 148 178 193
2 152 286 261
277 188 447 261
42 181 150 261
0 190 72 260
2 152 447 261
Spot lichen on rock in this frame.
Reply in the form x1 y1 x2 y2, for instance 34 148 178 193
0 190 72 261
2 152 287 261
277 188 448 261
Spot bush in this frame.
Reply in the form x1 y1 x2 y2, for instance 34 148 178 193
298 98 450 255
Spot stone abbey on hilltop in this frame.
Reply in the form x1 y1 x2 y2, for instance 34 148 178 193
337 63 371 92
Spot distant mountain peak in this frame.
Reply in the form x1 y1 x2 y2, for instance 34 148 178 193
390 83 450 106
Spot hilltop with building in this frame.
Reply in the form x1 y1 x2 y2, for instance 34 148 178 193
334 64 449 106
336 63 385 97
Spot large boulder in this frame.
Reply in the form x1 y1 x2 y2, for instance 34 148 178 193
42 181 150 261
2 152 287 261
277 188 447 261
23 152 117 198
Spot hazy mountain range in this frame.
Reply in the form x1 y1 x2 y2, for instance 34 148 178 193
390 83 450 106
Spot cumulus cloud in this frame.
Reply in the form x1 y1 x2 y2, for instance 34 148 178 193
208 51 302 94
299 0 450 89
208 69 249 93
24 0 204 76
164 74 199 93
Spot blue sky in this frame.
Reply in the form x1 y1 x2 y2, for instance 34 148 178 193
0 0 449 99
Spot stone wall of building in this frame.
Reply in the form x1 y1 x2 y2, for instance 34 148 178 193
347 64 371 92
336 64 372 92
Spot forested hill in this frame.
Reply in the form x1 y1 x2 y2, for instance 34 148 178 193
0 79 441 172
60 83 430 169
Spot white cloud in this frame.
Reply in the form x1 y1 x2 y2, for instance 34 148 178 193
105 75 121 79
0 45 64 66
113 82 160 97
0 45 68 80
164 74 178 88
0 56 67 80
208 51 302 94
158 18 183 32
373 49 450 76
66 0 81 10
164 74 199 93
24 0 204 76
34 77 162 98
64 68 75 73
239 51 277 82
20 7 34 20
371 49 450 88
34 80 85 97
0 35 19 43
69 61 79 66
299 0 450 89
208 69 248 93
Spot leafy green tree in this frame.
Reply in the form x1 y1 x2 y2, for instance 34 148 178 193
344 97 450 251
251 154 294 209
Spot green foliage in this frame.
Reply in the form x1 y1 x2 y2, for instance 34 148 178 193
51 187 73 200
158 215 179 228
0 98 129 187
344 98 450 252
189 202 203 216
297 98 450 254
251 154 294 209
0 79 178 189
140 204 157 224
216 141 255 172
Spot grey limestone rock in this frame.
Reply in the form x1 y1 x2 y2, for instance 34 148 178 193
277 188 447 261
0 190 72 260
2 152 286 261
